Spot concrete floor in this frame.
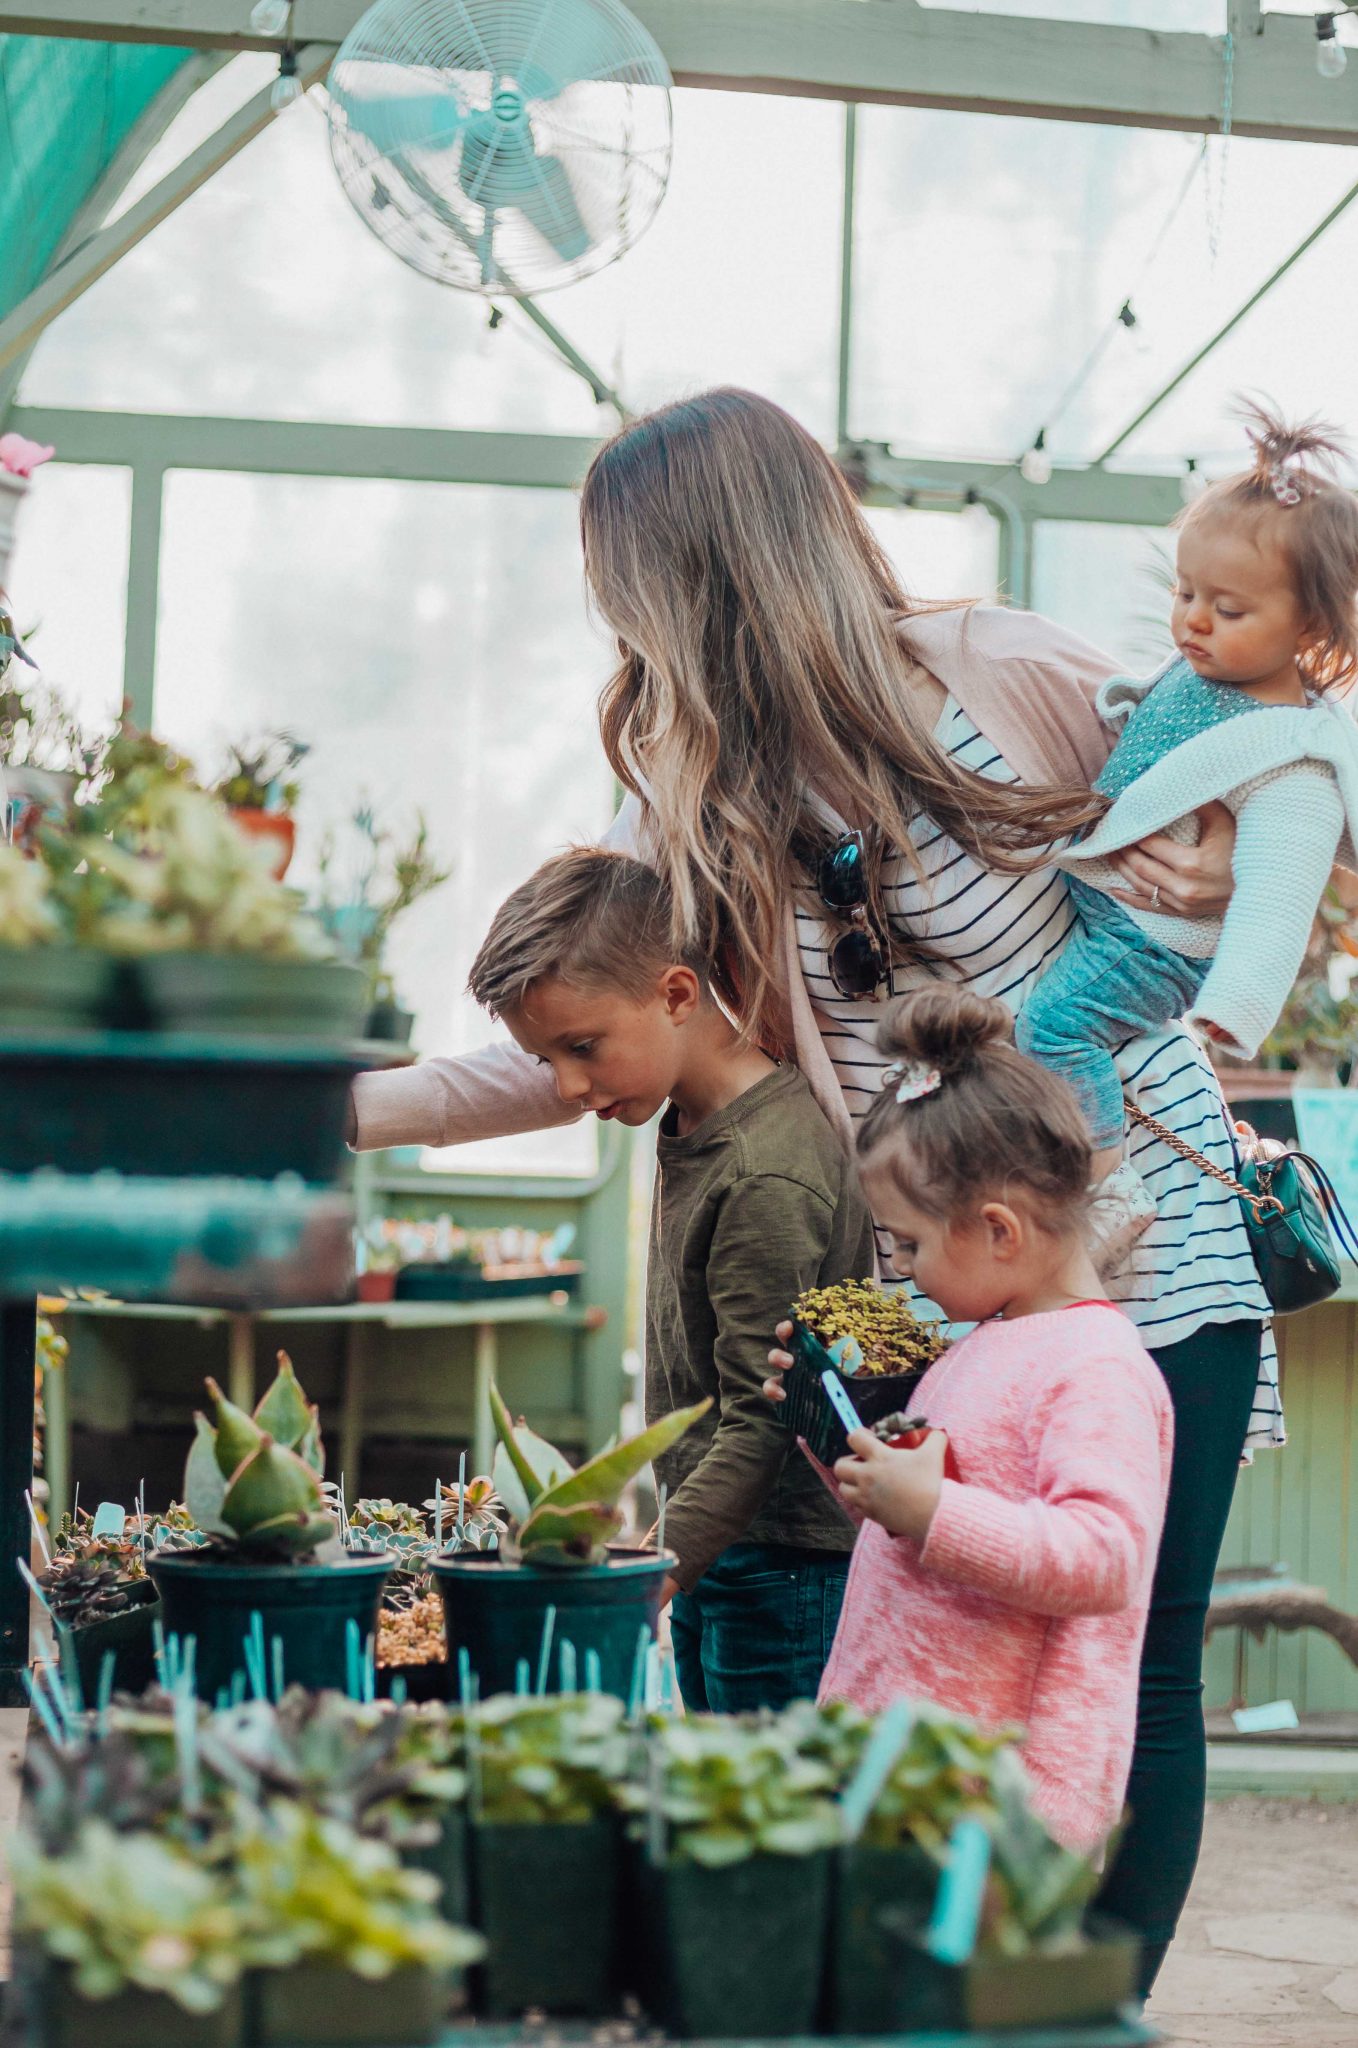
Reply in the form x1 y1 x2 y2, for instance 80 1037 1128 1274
1147 1798 1358 2048
0 1713 1353 2043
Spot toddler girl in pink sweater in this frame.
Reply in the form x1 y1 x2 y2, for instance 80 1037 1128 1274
766 988 1173 1855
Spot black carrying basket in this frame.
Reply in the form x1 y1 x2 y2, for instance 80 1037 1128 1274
775 1319 929 1466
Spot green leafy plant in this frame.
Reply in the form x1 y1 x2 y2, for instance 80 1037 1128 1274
8 1819 267 2013
0 839 59 945
979 1751 1110 1958
782 1698 1017 1857
472 1693 630 1824
214 733 308 814
622 1713 841 1868
183 1354 334 1560
231 1801 482 1979
490 1382 710 1567
315 803 452 988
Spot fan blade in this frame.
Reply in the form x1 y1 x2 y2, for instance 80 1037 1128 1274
512 152 590 262
341 90 466 158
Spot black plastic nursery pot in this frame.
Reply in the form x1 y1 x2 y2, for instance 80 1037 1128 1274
27 1960 244 2048
429 1548 674 1699
777 1320 930 1466
631 1846 831 2039
146 1552 391 1700
826 1839 938 2034
375 1658 451 1704
402 1806 470 1928
59 1579 160 1703
883 1912 1141 2033
0 1031 400 1183
249 1961 450 2047
0 947 112 1034
469 1816 619 2017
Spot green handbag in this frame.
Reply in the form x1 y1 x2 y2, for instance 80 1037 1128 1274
1127 1104 1358 1317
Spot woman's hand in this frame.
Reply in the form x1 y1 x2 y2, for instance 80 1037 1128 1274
833 1428 948 1542
1105 800 1235 918
762 1320 794 1404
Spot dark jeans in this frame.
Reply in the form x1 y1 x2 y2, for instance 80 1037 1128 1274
1096 1317 1263 1997
670 1540 851 1714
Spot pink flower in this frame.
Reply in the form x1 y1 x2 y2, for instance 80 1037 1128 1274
0 434 55 479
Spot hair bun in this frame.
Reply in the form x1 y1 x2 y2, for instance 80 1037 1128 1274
877 988 1011 1073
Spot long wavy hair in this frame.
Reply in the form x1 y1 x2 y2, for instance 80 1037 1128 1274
581 388 1103 1050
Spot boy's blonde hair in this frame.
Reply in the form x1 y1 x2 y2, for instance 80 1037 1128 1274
468 847 709 1017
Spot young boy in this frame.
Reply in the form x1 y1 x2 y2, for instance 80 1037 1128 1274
468 847 875 1713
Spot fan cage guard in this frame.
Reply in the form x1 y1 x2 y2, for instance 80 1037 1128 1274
326 0 674 297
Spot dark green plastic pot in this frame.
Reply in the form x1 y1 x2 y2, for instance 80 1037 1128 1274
146 1552 391 1700
0 947 111 1034
28 1959 244 2048
470 1816 618 2017
827 1839 937 2033
632 1846 830 2038
0 1031 401 1182
776 1320 928 1465
402 1807 469 1927
883 1911 1140 2033
430 1548 673 1699
248 1962 448 2047
59 1580 160 1702
135 956 370 1039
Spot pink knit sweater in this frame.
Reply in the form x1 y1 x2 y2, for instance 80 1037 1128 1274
819 1304 1173 1855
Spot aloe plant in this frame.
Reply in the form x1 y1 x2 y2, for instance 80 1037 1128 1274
490 1383 710 1566
183 1354 334 1560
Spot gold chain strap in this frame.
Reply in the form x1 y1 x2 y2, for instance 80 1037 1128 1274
1124 1100 1284 1224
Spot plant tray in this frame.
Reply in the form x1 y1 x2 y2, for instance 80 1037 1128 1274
394 1262 583 1301
776 1318 930 1466
0 1032 407 1183
23 1957 245 2048
884 1915 1141 2035
250 1960 450 2046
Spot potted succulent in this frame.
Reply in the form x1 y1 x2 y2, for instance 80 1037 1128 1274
429 1385 708 1698
882 1758 1137 2032
807 1699 1018 2033
466 1691 630 2016
212 732 308 882
620 1710 841 2038
777 1277 950 1464
41 1505 161 1700
9 1819 254 2048
236 1802 481 2047
315 804 451 1039
147 1356 392 1699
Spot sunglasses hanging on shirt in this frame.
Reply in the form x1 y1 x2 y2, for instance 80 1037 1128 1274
817 831 890 999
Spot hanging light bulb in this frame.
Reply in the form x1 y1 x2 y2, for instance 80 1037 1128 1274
271 47 303 112
250 0 292 34
1316 15 1349 78
1020 430 1052 487
1181 458 1208 506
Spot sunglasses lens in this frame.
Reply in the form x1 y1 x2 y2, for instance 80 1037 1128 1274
818 835 867 911
829 928 884 998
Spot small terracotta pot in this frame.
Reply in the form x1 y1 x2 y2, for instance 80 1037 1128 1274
356 1269 398 1303
229 806 297 881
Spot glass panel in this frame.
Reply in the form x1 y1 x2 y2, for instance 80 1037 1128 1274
154 471 613 1175
916 1 1221 23
864 504 999 603
1031 520 1175 673
4 462 131 731
23 84 841 440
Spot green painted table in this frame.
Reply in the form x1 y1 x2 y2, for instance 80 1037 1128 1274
439 2024 1158 2045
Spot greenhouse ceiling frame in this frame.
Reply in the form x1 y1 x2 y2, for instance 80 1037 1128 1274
3 0 1357 704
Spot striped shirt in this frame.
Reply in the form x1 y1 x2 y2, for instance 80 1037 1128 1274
793 698 1283 1450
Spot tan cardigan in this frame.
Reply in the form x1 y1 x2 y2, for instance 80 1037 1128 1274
351 605 1120 1155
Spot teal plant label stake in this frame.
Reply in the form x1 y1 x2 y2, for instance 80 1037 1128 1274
927 1817 992 1966
91 1502 127 1542
839 1696 917 1841
821 1370 862 1438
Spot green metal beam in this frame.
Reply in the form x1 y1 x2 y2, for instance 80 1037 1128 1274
2 4 1357 147
841 441 1182 530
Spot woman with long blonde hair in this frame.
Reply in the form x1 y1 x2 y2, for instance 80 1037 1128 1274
355 389 1275 1991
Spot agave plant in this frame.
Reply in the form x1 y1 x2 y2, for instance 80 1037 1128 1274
183 1354 334 1560
490 1383 710 1567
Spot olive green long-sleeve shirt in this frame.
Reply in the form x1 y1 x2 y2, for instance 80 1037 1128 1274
646 1066 876 1591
